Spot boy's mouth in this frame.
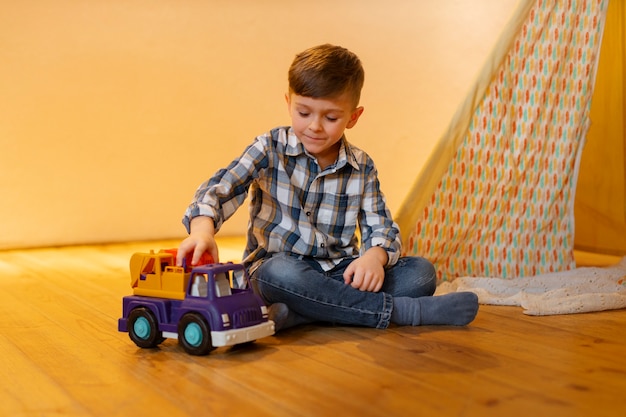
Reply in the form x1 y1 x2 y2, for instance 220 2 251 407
304 134 324 141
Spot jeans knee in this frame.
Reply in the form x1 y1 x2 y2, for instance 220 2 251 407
415 257 436 282
252 254 304 302
420 258 437 293
255 254 298 284
396 256 437 296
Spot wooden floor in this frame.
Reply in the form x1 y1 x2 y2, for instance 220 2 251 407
1 238 625 417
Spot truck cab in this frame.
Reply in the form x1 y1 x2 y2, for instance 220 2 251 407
118 250 275 355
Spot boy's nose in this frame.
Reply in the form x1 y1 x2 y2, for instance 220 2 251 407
308 118 322 132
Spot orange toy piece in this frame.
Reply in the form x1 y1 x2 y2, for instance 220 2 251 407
162 248 215 272
128 249 216 300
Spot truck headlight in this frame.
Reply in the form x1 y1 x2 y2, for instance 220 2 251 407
260 305 268 319
221 313 231 327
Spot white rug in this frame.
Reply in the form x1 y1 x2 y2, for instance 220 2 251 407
436 258 626 315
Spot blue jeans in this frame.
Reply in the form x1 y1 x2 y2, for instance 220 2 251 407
250 253 437 329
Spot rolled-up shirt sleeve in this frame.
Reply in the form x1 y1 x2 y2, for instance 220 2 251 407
182 137 268 234
359 163 402 267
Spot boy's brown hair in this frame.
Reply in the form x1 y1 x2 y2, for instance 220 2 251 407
288 44 365 108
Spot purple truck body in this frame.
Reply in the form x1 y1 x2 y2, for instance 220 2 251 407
118 262 274 355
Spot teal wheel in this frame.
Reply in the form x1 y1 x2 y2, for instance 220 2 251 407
128 307 164 348
178 313 214 356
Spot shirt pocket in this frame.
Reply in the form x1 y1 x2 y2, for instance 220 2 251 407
317 193 361 234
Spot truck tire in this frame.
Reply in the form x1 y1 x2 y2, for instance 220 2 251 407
178 313 215 356
128 307 165 348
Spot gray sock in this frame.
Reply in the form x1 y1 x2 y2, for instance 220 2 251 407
391 292 479 326
268 303 290 331
267 303 313 332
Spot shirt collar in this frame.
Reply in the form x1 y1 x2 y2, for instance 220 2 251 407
286 127 360 171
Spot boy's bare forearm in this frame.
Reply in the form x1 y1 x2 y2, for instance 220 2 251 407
365 246 389 266
189 215 215 236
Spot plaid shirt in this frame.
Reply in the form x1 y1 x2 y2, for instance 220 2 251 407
183 126 401 272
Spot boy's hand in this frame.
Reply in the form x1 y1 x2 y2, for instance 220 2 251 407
343 247 388 292
176 216 219 267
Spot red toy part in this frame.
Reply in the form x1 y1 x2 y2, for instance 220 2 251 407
162 248 214 271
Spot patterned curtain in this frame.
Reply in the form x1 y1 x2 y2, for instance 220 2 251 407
399 0 609 282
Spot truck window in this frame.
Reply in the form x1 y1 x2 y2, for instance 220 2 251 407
140 258 156 280
232 269 247 289
214 272 232 297
190 274 208 297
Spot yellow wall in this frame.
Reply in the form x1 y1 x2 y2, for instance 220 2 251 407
574 0 626 255
0 0 521 249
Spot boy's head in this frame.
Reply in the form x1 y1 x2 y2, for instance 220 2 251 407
288 44 364 109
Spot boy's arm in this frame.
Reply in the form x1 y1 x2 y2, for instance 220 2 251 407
342 158 401 292
359 164 402 267
178 134 272 267
176 216 220 267
182 135 269 232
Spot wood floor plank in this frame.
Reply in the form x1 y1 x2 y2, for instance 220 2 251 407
0 282 191 417
1 240 625 416
0 335 92 417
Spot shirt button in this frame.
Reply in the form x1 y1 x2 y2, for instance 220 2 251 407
320 243 325 248
306 211 311 216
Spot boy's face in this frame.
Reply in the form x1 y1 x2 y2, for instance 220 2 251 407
286 92 364 168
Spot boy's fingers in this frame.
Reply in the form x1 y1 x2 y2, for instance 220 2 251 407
189 242 219 266
176 240 193 266
350 274 364 290
210 246 220 264
191 243 207 265
343 265 354 285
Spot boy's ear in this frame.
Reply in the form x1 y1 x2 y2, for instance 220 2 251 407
346 106 364 129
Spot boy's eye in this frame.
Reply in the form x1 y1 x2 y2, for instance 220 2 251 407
326 116 337 122
298 112 309 117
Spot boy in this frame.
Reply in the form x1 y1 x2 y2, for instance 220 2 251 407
177 44 478 331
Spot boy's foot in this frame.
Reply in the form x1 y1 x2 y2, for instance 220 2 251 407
391 292 479 326
268 303 290 332
267 302 314 332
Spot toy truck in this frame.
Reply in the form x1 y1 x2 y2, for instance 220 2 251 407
118 249 275 355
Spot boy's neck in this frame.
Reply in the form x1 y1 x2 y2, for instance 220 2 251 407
315 142 341 170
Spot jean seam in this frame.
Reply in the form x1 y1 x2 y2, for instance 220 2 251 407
378 292 392 329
